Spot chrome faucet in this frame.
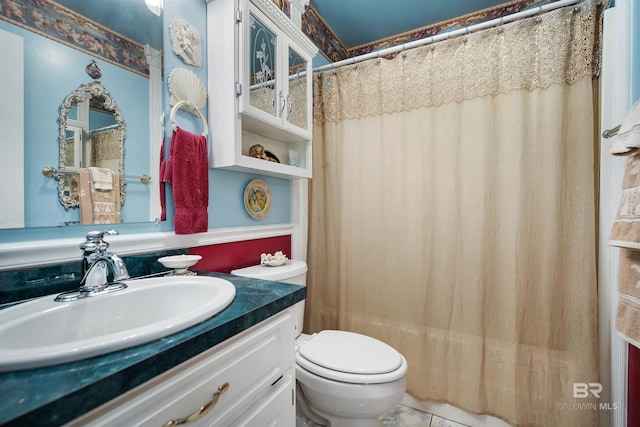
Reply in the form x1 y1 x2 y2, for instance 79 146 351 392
55 230 130 302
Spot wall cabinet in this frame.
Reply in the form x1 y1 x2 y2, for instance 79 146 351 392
67 309 296 426
207 0 318 179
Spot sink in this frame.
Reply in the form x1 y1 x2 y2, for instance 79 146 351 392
0 276 236 372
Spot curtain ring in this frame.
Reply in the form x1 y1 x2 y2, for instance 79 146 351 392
534 6 543 23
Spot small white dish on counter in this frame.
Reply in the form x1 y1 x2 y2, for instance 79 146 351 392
157 254 202 269
158 254 202 275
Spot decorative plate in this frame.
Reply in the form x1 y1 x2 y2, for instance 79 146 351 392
244 179 272 220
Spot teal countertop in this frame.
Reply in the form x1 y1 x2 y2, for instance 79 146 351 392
0 272 305 426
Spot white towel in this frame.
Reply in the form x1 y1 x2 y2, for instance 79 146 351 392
89 167 114 191
610 99 640 156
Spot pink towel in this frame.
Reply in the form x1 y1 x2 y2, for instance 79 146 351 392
162 126 209 234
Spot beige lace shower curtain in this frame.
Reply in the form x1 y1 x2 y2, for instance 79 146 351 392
307 1 603 426
91 128 121 171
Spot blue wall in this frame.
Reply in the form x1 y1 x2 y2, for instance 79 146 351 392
0 0 291 243
0 20 151 228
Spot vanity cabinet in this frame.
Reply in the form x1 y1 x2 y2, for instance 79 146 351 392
206 0 318 179
68 309 296 426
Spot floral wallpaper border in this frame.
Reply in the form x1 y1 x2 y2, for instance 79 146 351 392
303 0 561 62
0 0 150 77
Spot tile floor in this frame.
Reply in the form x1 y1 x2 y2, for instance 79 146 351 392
380 405 470 427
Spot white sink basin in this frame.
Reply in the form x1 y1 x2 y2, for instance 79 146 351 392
0 276 236 372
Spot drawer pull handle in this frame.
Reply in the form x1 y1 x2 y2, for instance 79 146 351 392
163 382 230 426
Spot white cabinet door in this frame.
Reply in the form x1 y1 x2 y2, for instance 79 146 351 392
232 373 295 427
241 0 312 141
284 44 311 137
242 1 282 129
68 310 295 427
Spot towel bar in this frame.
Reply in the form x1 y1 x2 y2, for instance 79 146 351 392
42 166 151 183
603 124 621 139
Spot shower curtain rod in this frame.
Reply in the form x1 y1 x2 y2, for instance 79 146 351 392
313 0 584 73
91 124 119 133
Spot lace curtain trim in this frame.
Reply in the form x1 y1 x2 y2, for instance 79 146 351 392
313 0 604 125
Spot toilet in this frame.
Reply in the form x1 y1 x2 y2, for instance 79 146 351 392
231 260 407 427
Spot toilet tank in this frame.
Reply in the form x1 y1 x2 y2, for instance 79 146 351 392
231 260 307 336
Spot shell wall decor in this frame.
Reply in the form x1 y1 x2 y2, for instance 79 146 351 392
168 68 208 136
168 68 207 115
170 18 202 67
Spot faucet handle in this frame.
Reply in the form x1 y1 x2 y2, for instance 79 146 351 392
80 229 119 252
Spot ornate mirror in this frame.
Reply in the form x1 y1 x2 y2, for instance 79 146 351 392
57 81 126 210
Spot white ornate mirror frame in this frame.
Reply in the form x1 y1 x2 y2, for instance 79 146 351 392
57 81 126 210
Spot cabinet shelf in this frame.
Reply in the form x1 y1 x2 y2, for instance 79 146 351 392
219 155 311 179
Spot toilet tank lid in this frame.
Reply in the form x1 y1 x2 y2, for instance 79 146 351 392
230 259 307 281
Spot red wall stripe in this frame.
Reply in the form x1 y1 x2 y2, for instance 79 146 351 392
188 235 292 274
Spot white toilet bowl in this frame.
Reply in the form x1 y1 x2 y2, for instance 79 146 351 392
231 261 408 427
294 330 407 427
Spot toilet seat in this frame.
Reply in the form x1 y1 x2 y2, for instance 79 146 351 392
296 330 407 384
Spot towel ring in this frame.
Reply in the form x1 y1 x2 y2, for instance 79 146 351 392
170 100 209 137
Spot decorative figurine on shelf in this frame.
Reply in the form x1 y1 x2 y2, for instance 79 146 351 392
249 144 280 163
249 144 268 160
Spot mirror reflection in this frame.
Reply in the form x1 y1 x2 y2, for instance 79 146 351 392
0 0 163 229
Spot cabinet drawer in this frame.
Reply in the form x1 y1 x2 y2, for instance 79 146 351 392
70 309 295 426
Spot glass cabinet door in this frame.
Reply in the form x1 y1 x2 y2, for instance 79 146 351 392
286 46 308 130
248 11 278 118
